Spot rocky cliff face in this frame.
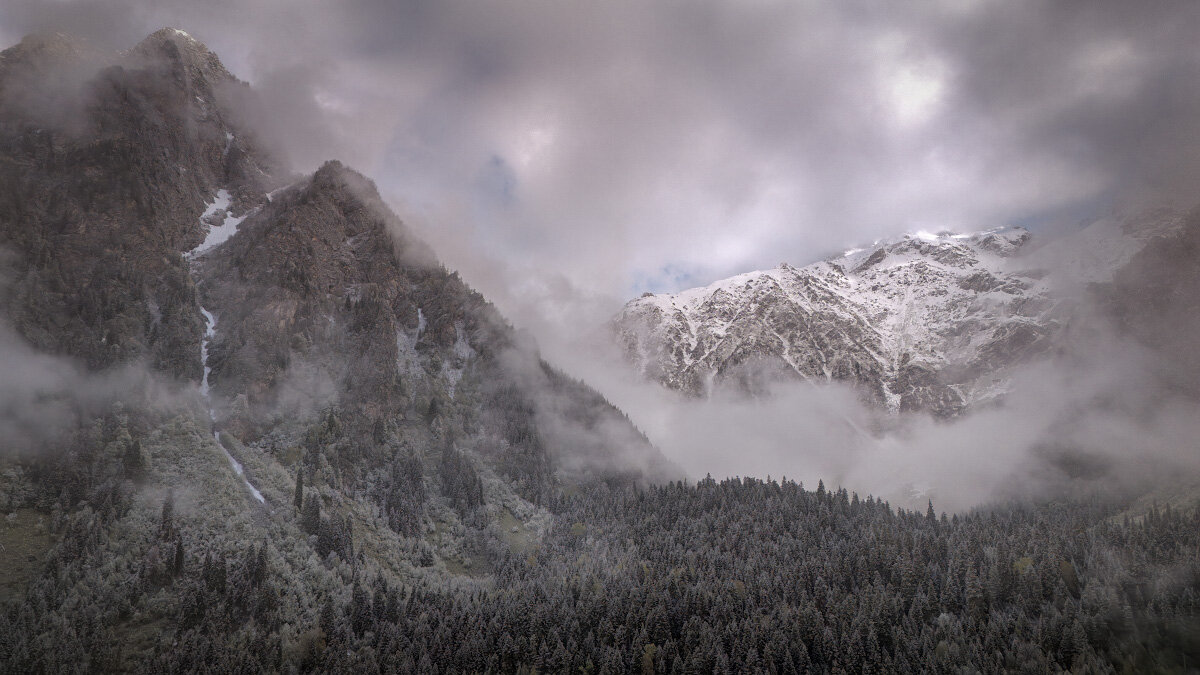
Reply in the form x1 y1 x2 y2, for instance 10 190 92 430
612 219 1182 416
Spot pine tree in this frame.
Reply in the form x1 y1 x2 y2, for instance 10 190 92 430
294 470 304 513
302 494 321 535
172 535 184 577
123 438 146 482
350 581 371 636
160 490 175 539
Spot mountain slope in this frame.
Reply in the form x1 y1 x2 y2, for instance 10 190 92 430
0 29 675 668
614 227 1064 415
612 215 1186 416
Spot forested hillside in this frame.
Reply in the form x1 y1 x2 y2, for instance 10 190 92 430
3 462 1196 672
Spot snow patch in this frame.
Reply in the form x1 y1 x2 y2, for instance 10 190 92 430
216 432 265 504
614 224 1049 410
199 306 215 397
190 189 248 255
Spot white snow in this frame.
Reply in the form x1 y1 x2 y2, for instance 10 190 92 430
617 216 1179 409
189 190 248 255
199 306 215 397
615 225 1047 406
216 433 265 503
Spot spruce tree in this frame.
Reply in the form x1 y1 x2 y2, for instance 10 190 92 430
123 438 146 482
160 490 175 539
294 471 304 513
302 494 321 535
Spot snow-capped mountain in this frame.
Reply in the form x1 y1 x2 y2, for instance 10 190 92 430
612 220 1179 416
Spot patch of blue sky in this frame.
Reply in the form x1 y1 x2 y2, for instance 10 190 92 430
632 263 700 296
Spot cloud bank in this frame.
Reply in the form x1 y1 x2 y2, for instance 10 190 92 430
5 1 1200 506
5 0 1200 305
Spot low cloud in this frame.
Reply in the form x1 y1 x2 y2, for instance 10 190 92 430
4 2 1200 508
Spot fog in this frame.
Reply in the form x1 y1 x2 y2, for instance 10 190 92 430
0 320 204 457
3 3 1200 509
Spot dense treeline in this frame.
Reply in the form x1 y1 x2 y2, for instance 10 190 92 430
3 461 1197 673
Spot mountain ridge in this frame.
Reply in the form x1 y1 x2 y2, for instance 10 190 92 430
611 217 1183 416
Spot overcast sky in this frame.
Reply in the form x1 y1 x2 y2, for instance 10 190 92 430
4 0 1200 337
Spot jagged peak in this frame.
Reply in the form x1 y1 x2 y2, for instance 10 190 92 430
310 160 383 200
252 160 438 270
625 225 1035 316
135 27 211 54
129 27 234 86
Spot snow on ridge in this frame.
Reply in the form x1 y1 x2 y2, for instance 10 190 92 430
613 224 1050 412
635 226 1030 314
612 214 1176 413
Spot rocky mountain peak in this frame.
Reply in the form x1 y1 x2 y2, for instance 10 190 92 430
307 159 376 207
611 225 1050 415
129 28 235 91
0 28 278 375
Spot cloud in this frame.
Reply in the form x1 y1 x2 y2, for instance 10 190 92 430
5 0 1200 308
553 310 1200 513
5 1 1200 505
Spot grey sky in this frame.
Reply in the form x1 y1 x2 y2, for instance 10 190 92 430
4 0 1200 502
4 1 1199 312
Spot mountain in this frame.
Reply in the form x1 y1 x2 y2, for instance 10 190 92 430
0 29 279 377
0 28 675 669
1 28 1198 673
611 216 1183 416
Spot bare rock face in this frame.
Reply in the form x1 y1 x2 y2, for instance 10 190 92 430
613 228 1063 416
